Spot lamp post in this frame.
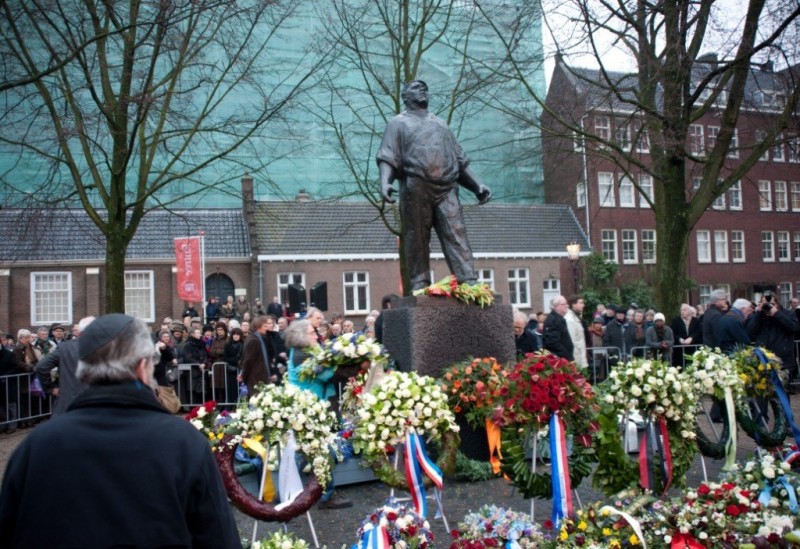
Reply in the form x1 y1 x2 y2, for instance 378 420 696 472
566 239 581 294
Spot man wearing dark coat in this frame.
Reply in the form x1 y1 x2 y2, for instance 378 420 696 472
378 80 492 291
542 295 575 362
0 314 240 548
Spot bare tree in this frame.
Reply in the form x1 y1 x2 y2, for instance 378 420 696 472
304 0 545 293
479 0 800 316
0 0 328 312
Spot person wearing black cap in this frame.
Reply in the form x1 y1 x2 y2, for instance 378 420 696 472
0 314 240 548
603 305 629 365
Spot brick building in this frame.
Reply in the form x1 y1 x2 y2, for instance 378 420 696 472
542 56 800 307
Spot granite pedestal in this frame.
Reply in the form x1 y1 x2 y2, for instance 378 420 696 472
381 295 515 378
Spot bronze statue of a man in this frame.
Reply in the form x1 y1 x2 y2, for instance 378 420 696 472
377 80 492 292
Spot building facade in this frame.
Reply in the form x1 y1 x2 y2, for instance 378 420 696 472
542 56 800 307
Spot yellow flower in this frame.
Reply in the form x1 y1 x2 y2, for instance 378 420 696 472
578 521 588 531
601 508 611 517
629 534 640 545
610 540 621 548
603 528 613 536
560 530 569 541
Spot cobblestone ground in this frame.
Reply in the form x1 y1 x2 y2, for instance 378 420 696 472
0 400 789 548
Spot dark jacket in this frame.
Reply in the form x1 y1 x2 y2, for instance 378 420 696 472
182 336 208 366
714 309 752 356
515 330 540 358
240 333 277 394
701 305 726 349
34 339 87 415
747 307 799 368
266 302 283 318
0 383 240 548
206 302 220 322
603 320 628 362
223 339 243 370
542 312 574 361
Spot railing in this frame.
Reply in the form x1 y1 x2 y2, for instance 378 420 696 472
0 372 55 428
174 362 241 410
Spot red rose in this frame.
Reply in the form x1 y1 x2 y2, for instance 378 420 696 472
387 511 398 521
725 504 740 516
407 525 417 536
697 484 711 496
543 520 554 530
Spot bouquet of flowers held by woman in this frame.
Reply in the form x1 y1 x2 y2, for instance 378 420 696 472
297 333 386 382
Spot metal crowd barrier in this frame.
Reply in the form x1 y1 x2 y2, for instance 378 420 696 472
584 346 621 384
173 362 241 410
0 372 54 428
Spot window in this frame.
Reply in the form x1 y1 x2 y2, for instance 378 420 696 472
699 285 712 304
755 130 770 161
762 231 775 262
777 232 791 262
31 272 72 325
477 268 495 291
712 181 726 210
601 229 618 263
124 271 155 322
595 116 610 144
731 230 745 262
619 176 635 207
691 177 702 197
598 172 615 207
277 272 305 306
773 137 784 162
616 122 631 151
795 232 800 261
759 180 772 210
689 124 704 156
774 181 788 211
788 136 800 163
778 283 792 307
634 122 650 153
707 126 719 151
791 182 800 210
642 230 656 263
714 231 729 263
576 179 586 208
622 230 638 264
638 174 653 207
727 181 742 210
573 131 584 152
727 128 739 158
343 271 370 314
507 268 530 307
697 230 711 263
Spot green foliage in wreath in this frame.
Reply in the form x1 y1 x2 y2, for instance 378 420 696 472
736 398 788 448
453 451 495 482
694 398 732 460
499 426 595 499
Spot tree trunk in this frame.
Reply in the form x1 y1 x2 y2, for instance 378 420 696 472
105 228 131 314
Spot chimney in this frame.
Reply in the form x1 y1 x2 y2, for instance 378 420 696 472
295 189 312 202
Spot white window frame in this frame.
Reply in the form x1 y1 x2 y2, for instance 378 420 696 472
773 137 785 162
697 230 711 263
573 131 584 152
755 130 769 161
699 285 712 304
601 229 618 263
713 231 729 263
576 179 586 208
689 124 705 156
618 175 635 208
343 271 370 314
731 230 745 263
727 129 739 159
762 231 775 262
31 272 73 326
791 182 800 211
712 181 726 210
759 180 772 211
691 177 702 197
124 270 155 322
707 125 719 152
727 181 742 211
788 136 800 163
595 115 610 145
621 229 638 264
795 232 800 261
615 122 631 151
598 172 615 207
641 229 656 264
638 174 653 207
507 268 530 307
634 122 650 153
477 268 495 291
277 272 306 306
777 231 791 262
778 283 792 307
774 181 788 211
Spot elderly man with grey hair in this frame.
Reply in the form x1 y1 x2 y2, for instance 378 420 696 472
701 288 729 349
0 314 240 548
714 298 753 356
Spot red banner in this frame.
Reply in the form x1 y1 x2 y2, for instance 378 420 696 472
174 237 202 302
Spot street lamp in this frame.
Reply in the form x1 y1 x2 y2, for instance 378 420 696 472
566 239 581 294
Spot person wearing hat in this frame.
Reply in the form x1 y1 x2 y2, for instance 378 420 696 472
0 314 240 548
602 305 629 366
645 313 674 362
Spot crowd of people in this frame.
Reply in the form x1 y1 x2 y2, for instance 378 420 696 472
514 292 800 385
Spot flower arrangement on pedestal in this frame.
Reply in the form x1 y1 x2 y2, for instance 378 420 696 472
296 333 386 382
496 353 598 500
440 356 509 427
354 500 435 549
449 504 545 549
413 275 495 308
593 358 699 496
687 348 745 465
351 370 460 489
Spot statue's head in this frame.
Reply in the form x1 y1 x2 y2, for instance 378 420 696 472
401 80 429 109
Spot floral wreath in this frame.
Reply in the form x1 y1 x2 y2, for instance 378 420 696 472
496 353 598 499
593 358 699 496
190 384 338 522
731 346 789 448
350 370 460 489
687 348 745 461
440 356 509 429
354 500 434 549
